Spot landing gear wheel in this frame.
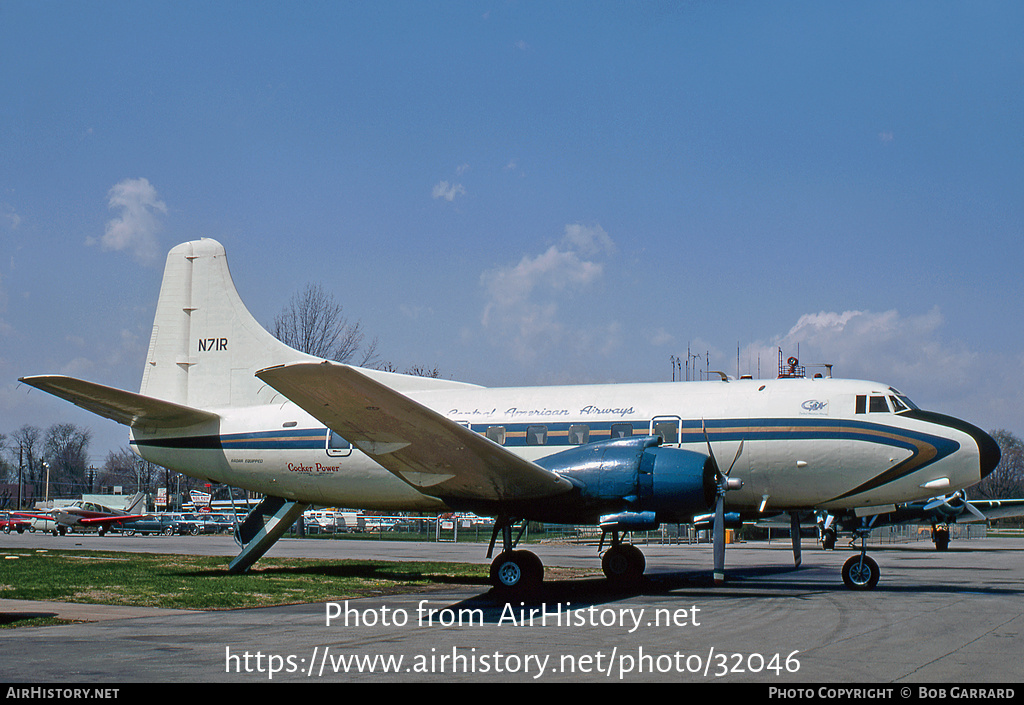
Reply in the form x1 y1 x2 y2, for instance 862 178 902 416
933 528 950 551
842 554 880 590
821 528 837 550
489 550 543 593
602 544 646 585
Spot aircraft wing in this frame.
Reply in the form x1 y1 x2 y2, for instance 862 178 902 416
256 362 574 503
77 514 149 526
966 499 1024 522
19 376 218 429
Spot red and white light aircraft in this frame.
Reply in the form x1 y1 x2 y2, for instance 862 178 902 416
17 493 147 536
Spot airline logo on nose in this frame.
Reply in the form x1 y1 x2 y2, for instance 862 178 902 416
801 399 828 414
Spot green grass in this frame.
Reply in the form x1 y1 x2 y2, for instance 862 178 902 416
0 548 490 611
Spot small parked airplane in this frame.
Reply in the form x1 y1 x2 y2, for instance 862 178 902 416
20 239 1000 591
16 493 147 536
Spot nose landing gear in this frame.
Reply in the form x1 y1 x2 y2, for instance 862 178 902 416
842 531 880 590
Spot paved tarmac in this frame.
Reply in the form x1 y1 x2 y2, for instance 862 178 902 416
2 532 1023 684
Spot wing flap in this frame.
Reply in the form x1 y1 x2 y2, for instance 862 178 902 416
19 375 219 429
256 362 573 502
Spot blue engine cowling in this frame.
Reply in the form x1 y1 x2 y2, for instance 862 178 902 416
535 436 717 524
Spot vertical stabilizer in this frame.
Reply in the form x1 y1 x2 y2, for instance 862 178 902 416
140 239 317 408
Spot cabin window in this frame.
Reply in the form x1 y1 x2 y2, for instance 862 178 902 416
527 425 548 445
869 395 890 413
653 420 680 444
611 423 633 439
569 424 590 445
326 430 353 456
485 426 506 445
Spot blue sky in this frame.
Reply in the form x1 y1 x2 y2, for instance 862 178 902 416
2 1 1022 464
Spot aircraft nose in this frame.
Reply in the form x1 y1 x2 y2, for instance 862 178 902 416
976 428 1001 479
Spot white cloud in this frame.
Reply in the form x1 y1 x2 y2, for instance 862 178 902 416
741 307 976 393
432 181 466 202
480 224 618 363
91 177 167 263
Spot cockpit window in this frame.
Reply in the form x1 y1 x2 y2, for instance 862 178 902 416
889 396 908 413
896 395 919 410
869 395 890 413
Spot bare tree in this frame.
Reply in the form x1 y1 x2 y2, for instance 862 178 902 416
11 425 42 497
272 283 380 366
44 423 91 496
973 430 1024 500
404 364 443 379
100 447 163 495
376 361 444 378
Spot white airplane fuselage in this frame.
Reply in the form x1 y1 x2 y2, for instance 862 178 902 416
22 238 1001 588
131 375 993 519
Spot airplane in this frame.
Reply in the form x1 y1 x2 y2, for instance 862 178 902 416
16 492 147 536
817 491 1024 551
19 238 1000 592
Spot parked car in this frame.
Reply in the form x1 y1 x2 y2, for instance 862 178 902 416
201 513 236 534
170 513 214 535
1 512 32 534
120 514 177 536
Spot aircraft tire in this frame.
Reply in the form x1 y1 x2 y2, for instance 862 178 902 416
934 528 950 551
841 555 880 590
821 529 837 550
601 544 646 585
489 550 543 593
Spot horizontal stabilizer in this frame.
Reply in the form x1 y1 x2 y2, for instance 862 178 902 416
256 362 574 503
19 375 219 429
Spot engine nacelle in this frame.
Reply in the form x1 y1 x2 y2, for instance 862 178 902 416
536 436 716 523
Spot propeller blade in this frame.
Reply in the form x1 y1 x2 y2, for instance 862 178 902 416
790 512 802 567
704 419 743 586
726 439 744 477
701 419 721 477
964 501 987 522
713 493 725 585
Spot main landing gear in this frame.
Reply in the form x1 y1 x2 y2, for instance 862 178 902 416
487 517 543 593
599 530 645 586
486 518 649 594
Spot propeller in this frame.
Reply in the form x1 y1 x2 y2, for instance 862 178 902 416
923 490 987 521
702 420 743 585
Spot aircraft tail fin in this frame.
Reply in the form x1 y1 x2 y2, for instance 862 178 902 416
26 239 480 426
139 238 480 410
126 492 146 514
139 238 319 409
